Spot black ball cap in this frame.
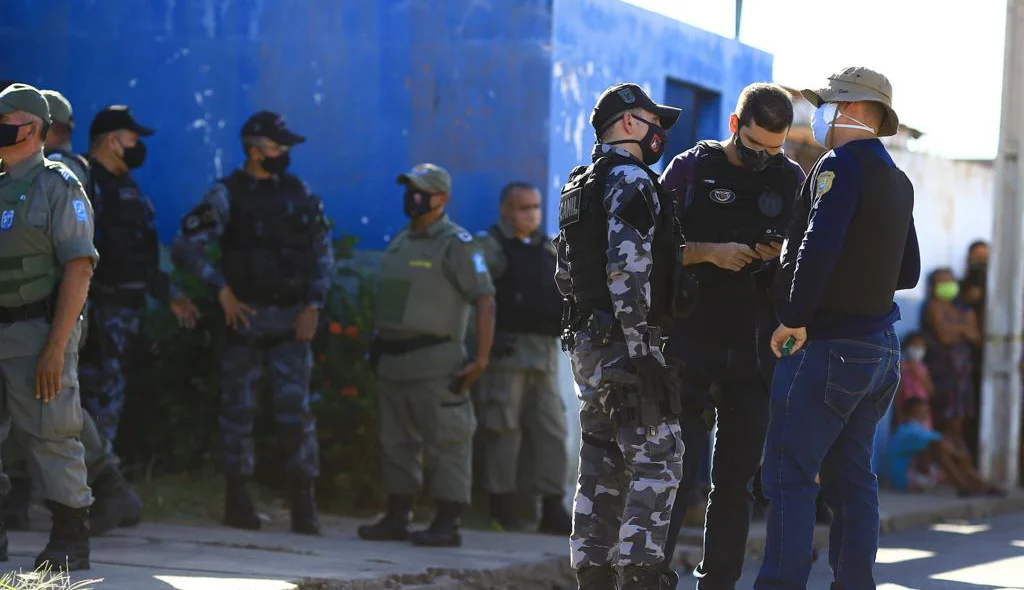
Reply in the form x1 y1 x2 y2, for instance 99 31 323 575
240 111 305 146
89 105 155 139
591 83 681 135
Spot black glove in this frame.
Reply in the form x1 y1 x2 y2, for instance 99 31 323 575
631 354 680 401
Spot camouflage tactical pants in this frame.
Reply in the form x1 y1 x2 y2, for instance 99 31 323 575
220 305 319 478
570 401 683 569
79 302 145 442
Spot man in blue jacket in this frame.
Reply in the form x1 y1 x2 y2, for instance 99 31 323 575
755 67 921 590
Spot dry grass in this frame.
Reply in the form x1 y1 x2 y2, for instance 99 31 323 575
0 566 102 590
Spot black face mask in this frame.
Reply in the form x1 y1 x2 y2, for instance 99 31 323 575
608 115 668 166
120 139 147 169
0 122 31 148
734 133 783 172
403 188 436 219
261 152 291 175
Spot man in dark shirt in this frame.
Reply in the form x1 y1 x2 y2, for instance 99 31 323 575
659 83 805 590
755 67 921 590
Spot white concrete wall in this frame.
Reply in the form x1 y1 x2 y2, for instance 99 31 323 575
890 151 995 333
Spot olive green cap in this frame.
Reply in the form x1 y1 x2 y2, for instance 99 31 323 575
396 163 452 195
801 67 899 137
0 83 51 124
41 89 73 126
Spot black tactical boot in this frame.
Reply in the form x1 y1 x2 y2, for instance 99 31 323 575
489 493 521 531
290 478 321 535
0 496 9 561
409 501 463 547
357 495 413 541
89 464 143 537
34 502 89 571
223 474 261 531
619 565 670 590
3 477 31 531
538 495 572 536
576 564 615 590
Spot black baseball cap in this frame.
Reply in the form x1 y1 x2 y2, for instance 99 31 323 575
89 105 155 139
591 83 681 135
240 111 305 146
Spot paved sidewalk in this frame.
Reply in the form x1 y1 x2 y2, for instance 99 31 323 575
4 490 1021 589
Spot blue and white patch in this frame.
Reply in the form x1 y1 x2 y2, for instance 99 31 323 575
472 251 488 274
59 167 75 183
73 200 88 222
0 210 13 230
456 230 473 243
709 188 736 204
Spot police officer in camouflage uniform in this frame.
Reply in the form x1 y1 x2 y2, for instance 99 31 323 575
358 163 496 548
557 84 690 590
173 111 331 535
1 89 145 538
474 181 571 535
79 105 195 444
0 83 95 571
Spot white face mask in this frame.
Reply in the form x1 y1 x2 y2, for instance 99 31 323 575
811 103 876 147
906 346 926 363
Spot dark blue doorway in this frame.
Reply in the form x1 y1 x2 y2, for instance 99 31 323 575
661 79 722 170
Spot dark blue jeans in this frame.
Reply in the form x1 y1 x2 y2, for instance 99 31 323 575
755 328 900 590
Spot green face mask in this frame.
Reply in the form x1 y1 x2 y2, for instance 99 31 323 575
935 280 960 301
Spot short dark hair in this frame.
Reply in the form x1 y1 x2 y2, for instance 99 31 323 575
499 181 538 204
968 240 989 254
902 331 926 350
735 83 794 133
902 397 927 416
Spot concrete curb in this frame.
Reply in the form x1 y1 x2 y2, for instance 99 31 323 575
877 492 1024 534
294 556 575 590
673 492 1024 568
291 495 1024 589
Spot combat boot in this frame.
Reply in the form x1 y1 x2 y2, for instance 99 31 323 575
357 495 413 541
35 502 89 571
538 494 572 536
223 474 261 531
290 478 321 535
489 493 521 531
409 501 463 547
619 565 671 590
0 496 10 561
3 477 31 531
89 463 143 537
575 564 615 590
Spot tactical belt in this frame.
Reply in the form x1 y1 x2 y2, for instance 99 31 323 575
377 335 451 356
0 296 53 324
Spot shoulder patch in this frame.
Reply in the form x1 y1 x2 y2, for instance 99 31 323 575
456 230 473 243
472 251 488 274
610 183 655 235
815 171 836 198
181 202 217 236
72 200 89 222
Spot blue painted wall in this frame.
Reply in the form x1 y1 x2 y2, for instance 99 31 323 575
546 0 773 235
1 0 552 247
2 0 769 246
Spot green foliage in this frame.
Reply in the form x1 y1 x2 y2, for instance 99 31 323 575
117 236 383 513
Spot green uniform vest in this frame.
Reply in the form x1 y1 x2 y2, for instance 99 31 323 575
0 161 59 307
376 227 470 342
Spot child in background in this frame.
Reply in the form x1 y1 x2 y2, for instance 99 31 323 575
895 332 935 429
888 398 1006 496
